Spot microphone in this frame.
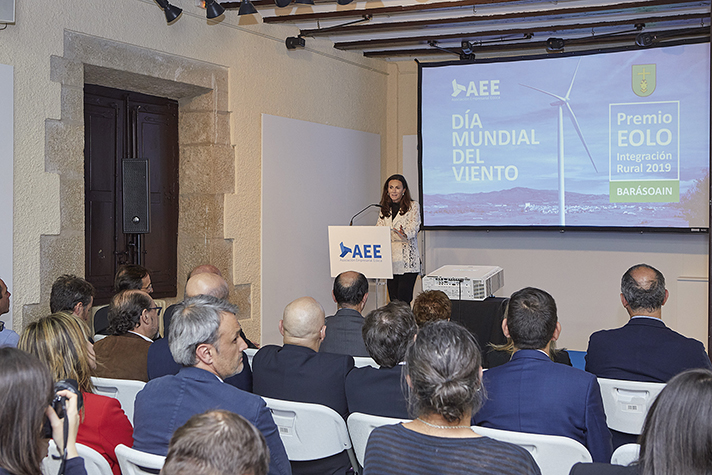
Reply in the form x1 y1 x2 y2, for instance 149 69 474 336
350 204 381 226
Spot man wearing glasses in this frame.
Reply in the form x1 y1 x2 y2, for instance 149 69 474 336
94 289 161 382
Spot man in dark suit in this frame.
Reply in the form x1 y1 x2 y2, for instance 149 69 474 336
94 289 159 382
50 274 95 325
252 296 354 475
474 287 612 463
585 263 711 383
133 295 291 475
147 272 252 392
345 300 415 419
319 271 370 357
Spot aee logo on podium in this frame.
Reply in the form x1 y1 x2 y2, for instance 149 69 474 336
338 241 383 261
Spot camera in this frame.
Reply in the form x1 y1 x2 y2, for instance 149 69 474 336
41 379 83 438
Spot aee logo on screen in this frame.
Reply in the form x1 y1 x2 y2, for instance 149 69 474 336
451 79 500 98
339 242 382 260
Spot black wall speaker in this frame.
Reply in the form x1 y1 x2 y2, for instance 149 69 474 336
122 159 151 234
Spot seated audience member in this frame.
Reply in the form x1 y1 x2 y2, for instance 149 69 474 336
570 368 712 475
132 295 290 475
161 410 269 475
19 312 133 475
252 296 354 475
0 347 86 475
363 320 540 475
474 287 612 462
94 265 153 335
345 301 416 418
485 337 571 369
94 290 160 382
162 264 257 348
319 271 370 357
50 274 95 325
412 290 451 328
586 263 711 383
0 278 19 348
147 272 252 392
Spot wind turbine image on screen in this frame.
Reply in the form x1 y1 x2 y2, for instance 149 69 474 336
521 60 598 226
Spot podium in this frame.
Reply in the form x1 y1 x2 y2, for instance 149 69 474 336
327 226 393 279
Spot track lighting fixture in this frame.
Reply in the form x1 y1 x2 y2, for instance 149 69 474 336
155 0 182 23
546 37 565 52
286 36 306 49
237 0 258 15
635 32 655 47
205 0 226 19
295 0 315 5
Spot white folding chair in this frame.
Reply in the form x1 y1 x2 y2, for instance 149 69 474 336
611 443 640 466
598 378 665 435
244 348 258 369
43 440 113 475
353 357 379 368
472 425 592 475
261 397 359 473
91 376 146 425
114 444 165 475
347 412 410 468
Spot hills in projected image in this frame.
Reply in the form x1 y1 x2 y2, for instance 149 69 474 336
423 187 691 228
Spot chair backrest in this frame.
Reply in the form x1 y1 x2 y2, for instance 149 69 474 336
91 376 146 425
611 443 640 466
353 357 379 368
261 396 355 463
244 348 258 369
114 444 165 475
471 425 592 475
598 378 666 434
347 412 410 467
43 440 113 475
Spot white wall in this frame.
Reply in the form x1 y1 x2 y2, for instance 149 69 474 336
262 114 381 345
0 64 12 326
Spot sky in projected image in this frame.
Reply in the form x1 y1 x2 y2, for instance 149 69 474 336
419 43 710 228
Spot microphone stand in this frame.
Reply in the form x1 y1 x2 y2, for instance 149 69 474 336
350 204 381 226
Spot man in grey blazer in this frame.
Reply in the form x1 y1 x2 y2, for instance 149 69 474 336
319 271 370 357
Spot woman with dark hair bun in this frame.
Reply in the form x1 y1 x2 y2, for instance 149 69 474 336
376 174 421 304
0 347 85 475
363 320 540 475
570 368 712 475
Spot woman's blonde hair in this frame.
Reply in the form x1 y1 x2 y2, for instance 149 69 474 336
19 312 95 393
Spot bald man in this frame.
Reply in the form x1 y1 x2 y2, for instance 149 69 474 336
252 297 355 475
163 265 256 348
586 263 712 384
148 271 253 392
319 271 370 357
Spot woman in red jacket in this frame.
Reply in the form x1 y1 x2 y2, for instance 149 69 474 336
19 312 133 475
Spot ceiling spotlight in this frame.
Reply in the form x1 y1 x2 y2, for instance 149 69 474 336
337 0 354 5
461 40 473 55
155 0 183 23
238 0 258 15
459 52 476 62
295 0 315 4
635 32 655 47
275 0 291 7
205 0 226 18
286 36 306 49
546 37 565 52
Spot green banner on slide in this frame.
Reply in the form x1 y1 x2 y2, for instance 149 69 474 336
609 180 679 203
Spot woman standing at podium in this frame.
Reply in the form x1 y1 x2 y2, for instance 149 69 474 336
377 174 421 304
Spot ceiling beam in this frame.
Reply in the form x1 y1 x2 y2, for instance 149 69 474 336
333 13 709 49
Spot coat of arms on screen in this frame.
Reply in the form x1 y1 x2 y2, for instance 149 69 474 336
632 64 656 97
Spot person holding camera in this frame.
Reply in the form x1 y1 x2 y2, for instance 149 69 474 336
0 347 86 475
19 312 132 475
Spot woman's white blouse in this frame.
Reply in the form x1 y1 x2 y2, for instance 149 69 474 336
376 202 421 274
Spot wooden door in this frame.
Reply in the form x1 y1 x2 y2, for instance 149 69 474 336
84 85 178 304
